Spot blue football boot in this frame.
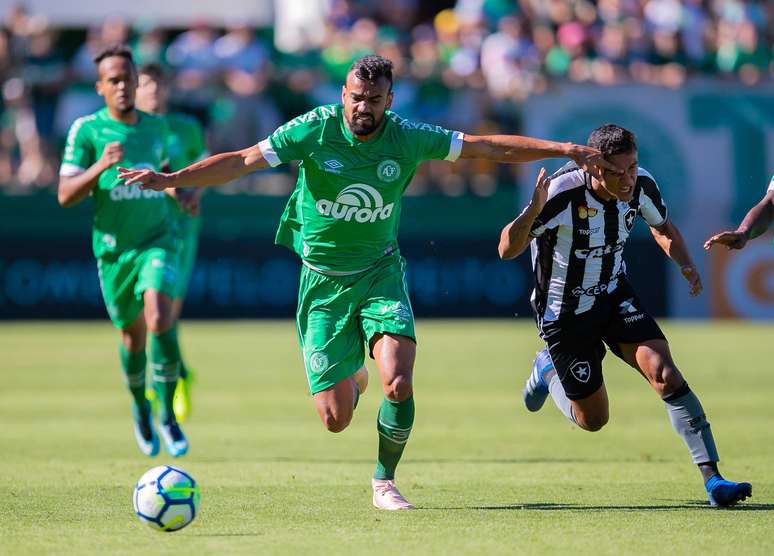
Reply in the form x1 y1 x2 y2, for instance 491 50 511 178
158 417 189 458
132 405 159 457
706 475 752 507
524 348 554 412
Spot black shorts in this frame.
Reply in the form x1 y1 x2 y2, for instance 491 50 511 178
538 278 665 400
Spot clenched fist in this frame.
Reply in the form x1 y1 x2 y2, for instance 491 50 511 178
99 141 124 170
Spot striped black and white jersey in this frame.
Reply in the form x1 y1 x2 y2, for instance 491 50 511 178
529 163 668 323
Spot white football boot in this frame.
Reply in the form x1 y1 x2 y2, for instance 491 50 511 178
372 479 415 510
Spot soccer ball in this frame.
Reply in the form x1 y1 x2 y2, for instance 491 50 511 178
133 465 201 532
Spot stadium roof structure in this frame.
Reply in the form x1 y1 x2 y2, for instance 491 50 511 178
16 0 274 27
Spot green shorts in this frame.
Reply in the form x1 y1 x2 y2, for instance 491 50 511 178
174 212 202 299
296 254 415 394
97 244 179 329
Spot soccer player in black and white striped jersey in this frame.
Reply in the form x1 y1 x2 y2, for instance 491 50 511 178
498 124 752 507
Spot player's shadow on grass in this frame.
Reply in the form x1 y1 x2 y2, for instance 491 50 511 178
199 456 609 464
194 533 263 537
454 501 774 512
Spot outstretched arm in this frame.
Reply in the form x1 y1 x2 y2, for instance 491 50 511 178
704 191 774 251
650 219 702 297
118 143 270 191
459 134 619 181
498 168 550 260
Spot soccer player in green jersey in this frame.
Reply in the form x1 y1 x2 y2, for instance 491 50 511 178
119 55 617 509
58 45 191 458
704 173 774 251
135 63 208 422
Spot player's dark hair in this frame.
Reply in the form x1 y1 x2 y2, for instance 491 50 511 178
349 55 393 89
587 124 637 158
138 63 166 83
93 44 134 67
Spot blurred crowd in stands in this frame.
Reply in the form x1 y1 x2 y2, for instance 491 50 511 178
0 0 771 195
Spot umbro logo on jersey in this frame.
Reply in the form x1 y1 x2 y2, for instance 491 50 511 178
316 183 394 223
324 159 344 173
381 301 412 322
571 361 591 383
577 206 598 219
100 128 124 139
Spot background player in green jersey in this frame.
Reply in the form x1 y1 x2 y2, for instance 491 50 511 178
119 55 618 510
135 63 208 423
57 45 192 458
704 173 774 251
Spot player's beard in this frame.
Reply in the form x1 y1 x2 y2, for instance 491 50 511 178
349 112 381 136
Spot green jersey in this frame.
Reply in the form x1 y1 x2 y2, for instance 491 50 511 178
260 104 463 272
165 112 207 172
163 111 208 299
60 108 171 258
164 112 207 218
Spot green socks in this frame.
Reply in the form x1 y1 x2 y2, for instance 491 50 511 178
119 344 148 413
374 396 415 480
150 327 181 422
172 323 189 380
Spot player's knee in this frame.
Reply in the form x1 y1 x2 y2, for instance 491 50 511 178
321 409 351 433
384 375 412 402
662 364 684 387
578 411 609 432
660 366 686 396
145 310 173 333
644 357 683 395
317 400 353 433
121 333 144 352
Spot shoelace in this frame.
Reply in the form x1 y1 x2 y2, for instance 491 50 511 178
375 482 406 501
374 481 395 493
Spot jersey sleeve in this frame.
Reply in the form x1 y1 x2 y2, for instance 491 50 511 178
414 125 464 162
637 168 668 227
60 117 95 176
259 109 326 167
768 173 774 193
529 192 572 238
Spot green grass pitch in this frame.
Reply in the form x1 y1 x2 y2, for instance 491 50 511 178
1 320 772 555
